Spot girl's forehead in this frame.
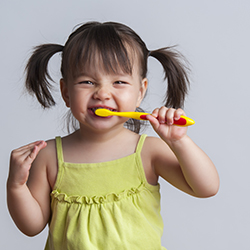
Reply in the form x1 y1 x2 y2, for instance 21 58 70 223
77 60 141 80
76 49 141 78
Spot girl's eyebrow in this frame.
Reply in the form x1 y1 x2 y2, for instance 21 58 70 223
76 71 131 79
74 72 91 79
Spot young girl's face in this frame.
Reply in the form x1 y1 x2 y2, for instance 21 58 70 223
60 56 147 133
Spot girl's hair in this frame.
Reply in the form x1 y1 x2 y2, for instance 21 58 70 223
25 21 189 133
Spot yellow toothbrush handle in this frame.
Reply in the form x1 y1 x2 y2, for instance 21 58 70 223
117 111 150 120
95 109 195 127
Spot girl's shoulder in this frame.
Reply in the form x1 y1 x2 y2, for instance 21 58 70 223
143 136 171 155
141 136 176 185
142 136 177 167
34 138 58 189
39 138 57 160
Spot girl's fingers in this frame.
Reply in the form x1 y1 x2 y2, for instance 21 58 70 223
157 107 176 125
14 141 45 153
174 108 186 121
151 108 159 118
165 108 176 125
157 107 168 124
8 141 47 188
11 141 47 165
146 114 160 130
150 107 186 125
25 141 47 162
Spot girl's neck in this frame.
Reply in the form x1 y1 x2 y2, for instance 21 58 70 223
62 126 139 164
76 124 131 144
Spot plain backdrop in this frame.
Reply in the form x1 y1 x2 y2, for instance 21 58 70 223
1 0 250 249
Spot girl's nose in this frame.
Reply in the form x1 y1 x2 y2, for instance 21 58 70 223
93 86 111 100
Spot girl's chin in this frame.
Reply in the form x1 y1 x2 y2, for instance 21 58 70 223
79 116 126 132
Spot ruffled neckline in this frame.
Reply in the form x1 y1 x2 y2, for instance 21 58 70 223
51 182 146 205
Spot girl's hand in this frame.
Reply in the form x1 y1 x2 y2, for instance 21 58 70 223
147 107 188 143
8 141 47 189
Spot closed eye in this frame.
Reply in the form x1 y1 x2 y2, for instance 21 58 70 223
78 81 94 85
114 81 128 85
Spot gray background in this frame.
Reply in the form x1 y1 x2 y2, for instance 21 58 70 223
1 0 249 249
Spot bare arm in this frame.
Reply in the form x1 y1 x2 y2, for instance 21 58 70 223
7 141 51 236
146 107 219 198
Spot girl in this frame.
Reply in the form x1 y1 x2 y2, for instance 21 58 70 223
7 21 219 250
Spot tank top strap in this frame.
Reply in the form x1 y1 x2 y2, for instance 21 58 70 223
53 137 64 191
135 134 158 189
55 136 64 165
135 134 148 184
135 134 147 154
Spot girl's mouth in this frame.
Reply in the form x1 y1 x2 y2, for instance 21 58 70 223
91 107 115 112
89 107 117 117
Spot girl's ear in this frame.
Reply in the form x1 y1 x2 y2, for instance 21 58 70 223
136 78 148 107
60 79 70 107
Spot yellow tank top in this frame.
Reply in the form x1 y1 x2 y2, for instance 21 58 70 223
45 134 166 250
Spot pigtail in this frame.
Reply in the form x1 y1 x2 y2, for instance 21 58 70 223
149 47 190 108
25 44 64 108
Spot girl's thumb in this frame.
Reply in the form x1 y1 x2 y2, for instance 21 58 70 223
146 115 160 131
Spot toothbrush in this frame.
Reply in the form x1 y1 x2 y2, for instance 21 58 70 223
95 109 195 127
